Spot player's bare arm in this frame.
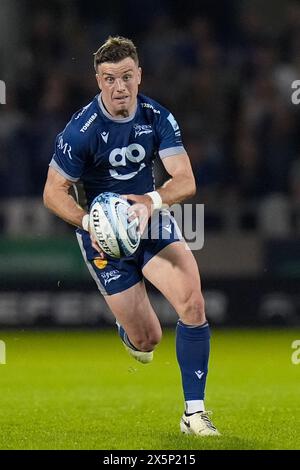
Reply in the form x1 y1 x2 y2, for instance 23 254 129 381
43 168 104 256
124 154 196 232
156 153 196 205
43 167 86 226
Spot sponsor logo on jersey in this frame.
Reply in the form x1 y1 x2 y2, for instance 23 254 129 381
133 124 152 138
140 102 160 114
93 258 108 269
57 136 72 159
74 102 92 120
80 113 97 133
101 270 121 286
100 131 109 143
109 144 146 180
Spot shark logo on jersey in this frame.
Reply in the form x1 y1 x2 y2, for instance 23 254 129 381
100 131 109 143
109 144 146 180
101 270 121 286
133 124 152 138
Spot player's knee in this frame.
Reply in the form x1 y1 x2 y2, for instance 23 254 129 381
134 330 162 352
180 293 206 325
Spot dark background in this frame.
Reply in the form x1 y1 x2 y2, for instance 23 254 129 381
1 0 300 326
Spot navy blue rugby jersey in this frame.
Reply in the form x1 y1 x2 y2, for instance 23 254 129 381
50 93 186 209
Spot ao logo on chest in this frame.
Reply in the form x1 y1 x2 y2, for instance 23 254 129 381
109 144 146 180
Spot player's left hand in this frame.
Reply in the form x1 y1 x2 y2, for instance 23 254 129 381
122 194 154 235
89 228 106 258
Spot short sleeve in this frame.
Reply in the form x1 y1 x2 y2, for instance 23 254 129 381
157 111 187 159
49 124 88 181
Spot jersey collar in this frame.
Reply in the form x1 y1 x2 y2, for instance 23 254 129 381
97 94 137 123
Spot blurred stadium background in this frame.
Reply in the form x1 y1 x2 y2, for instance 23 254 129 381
1 0 300 328
1 0 300 452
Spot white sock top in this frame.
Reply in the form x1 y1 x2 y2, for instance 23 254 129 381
185 400 205 414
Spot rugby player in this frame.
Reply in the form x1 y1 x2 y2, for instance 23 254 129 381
43 36 219 436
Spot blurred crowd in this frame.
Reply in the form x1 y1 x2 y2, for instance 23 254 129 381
1 0 300 217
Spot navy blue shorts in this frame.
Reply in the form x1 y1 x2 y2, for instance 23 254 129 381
76 209 182 295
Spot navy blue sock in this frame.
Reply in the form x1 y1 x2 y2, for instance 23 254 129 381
116 323 139 351
176 320 210 401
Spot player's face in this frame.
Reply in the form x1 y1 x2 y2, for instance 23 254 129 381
96 57 141 118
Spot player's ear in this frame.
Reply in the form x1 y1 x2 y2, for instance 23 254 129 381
95 73 102 90
138 67 142 85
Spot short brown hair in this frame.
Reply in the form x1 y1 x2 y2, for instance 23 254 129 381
94 36 139 71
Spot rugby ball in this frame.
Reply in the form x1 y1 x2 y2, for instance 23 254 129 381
89 192 140 258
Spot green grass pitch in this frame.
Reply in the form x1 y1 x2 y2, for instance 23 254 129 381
0 328 299 450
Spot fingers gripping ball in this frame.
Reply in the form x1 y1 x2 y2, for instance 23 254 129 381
89 192 141 258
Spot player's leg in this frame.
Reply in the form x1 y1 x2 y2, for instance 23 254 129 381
104 280 162 363
142 241 209 405
76 229 162 364
142 241 219 435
